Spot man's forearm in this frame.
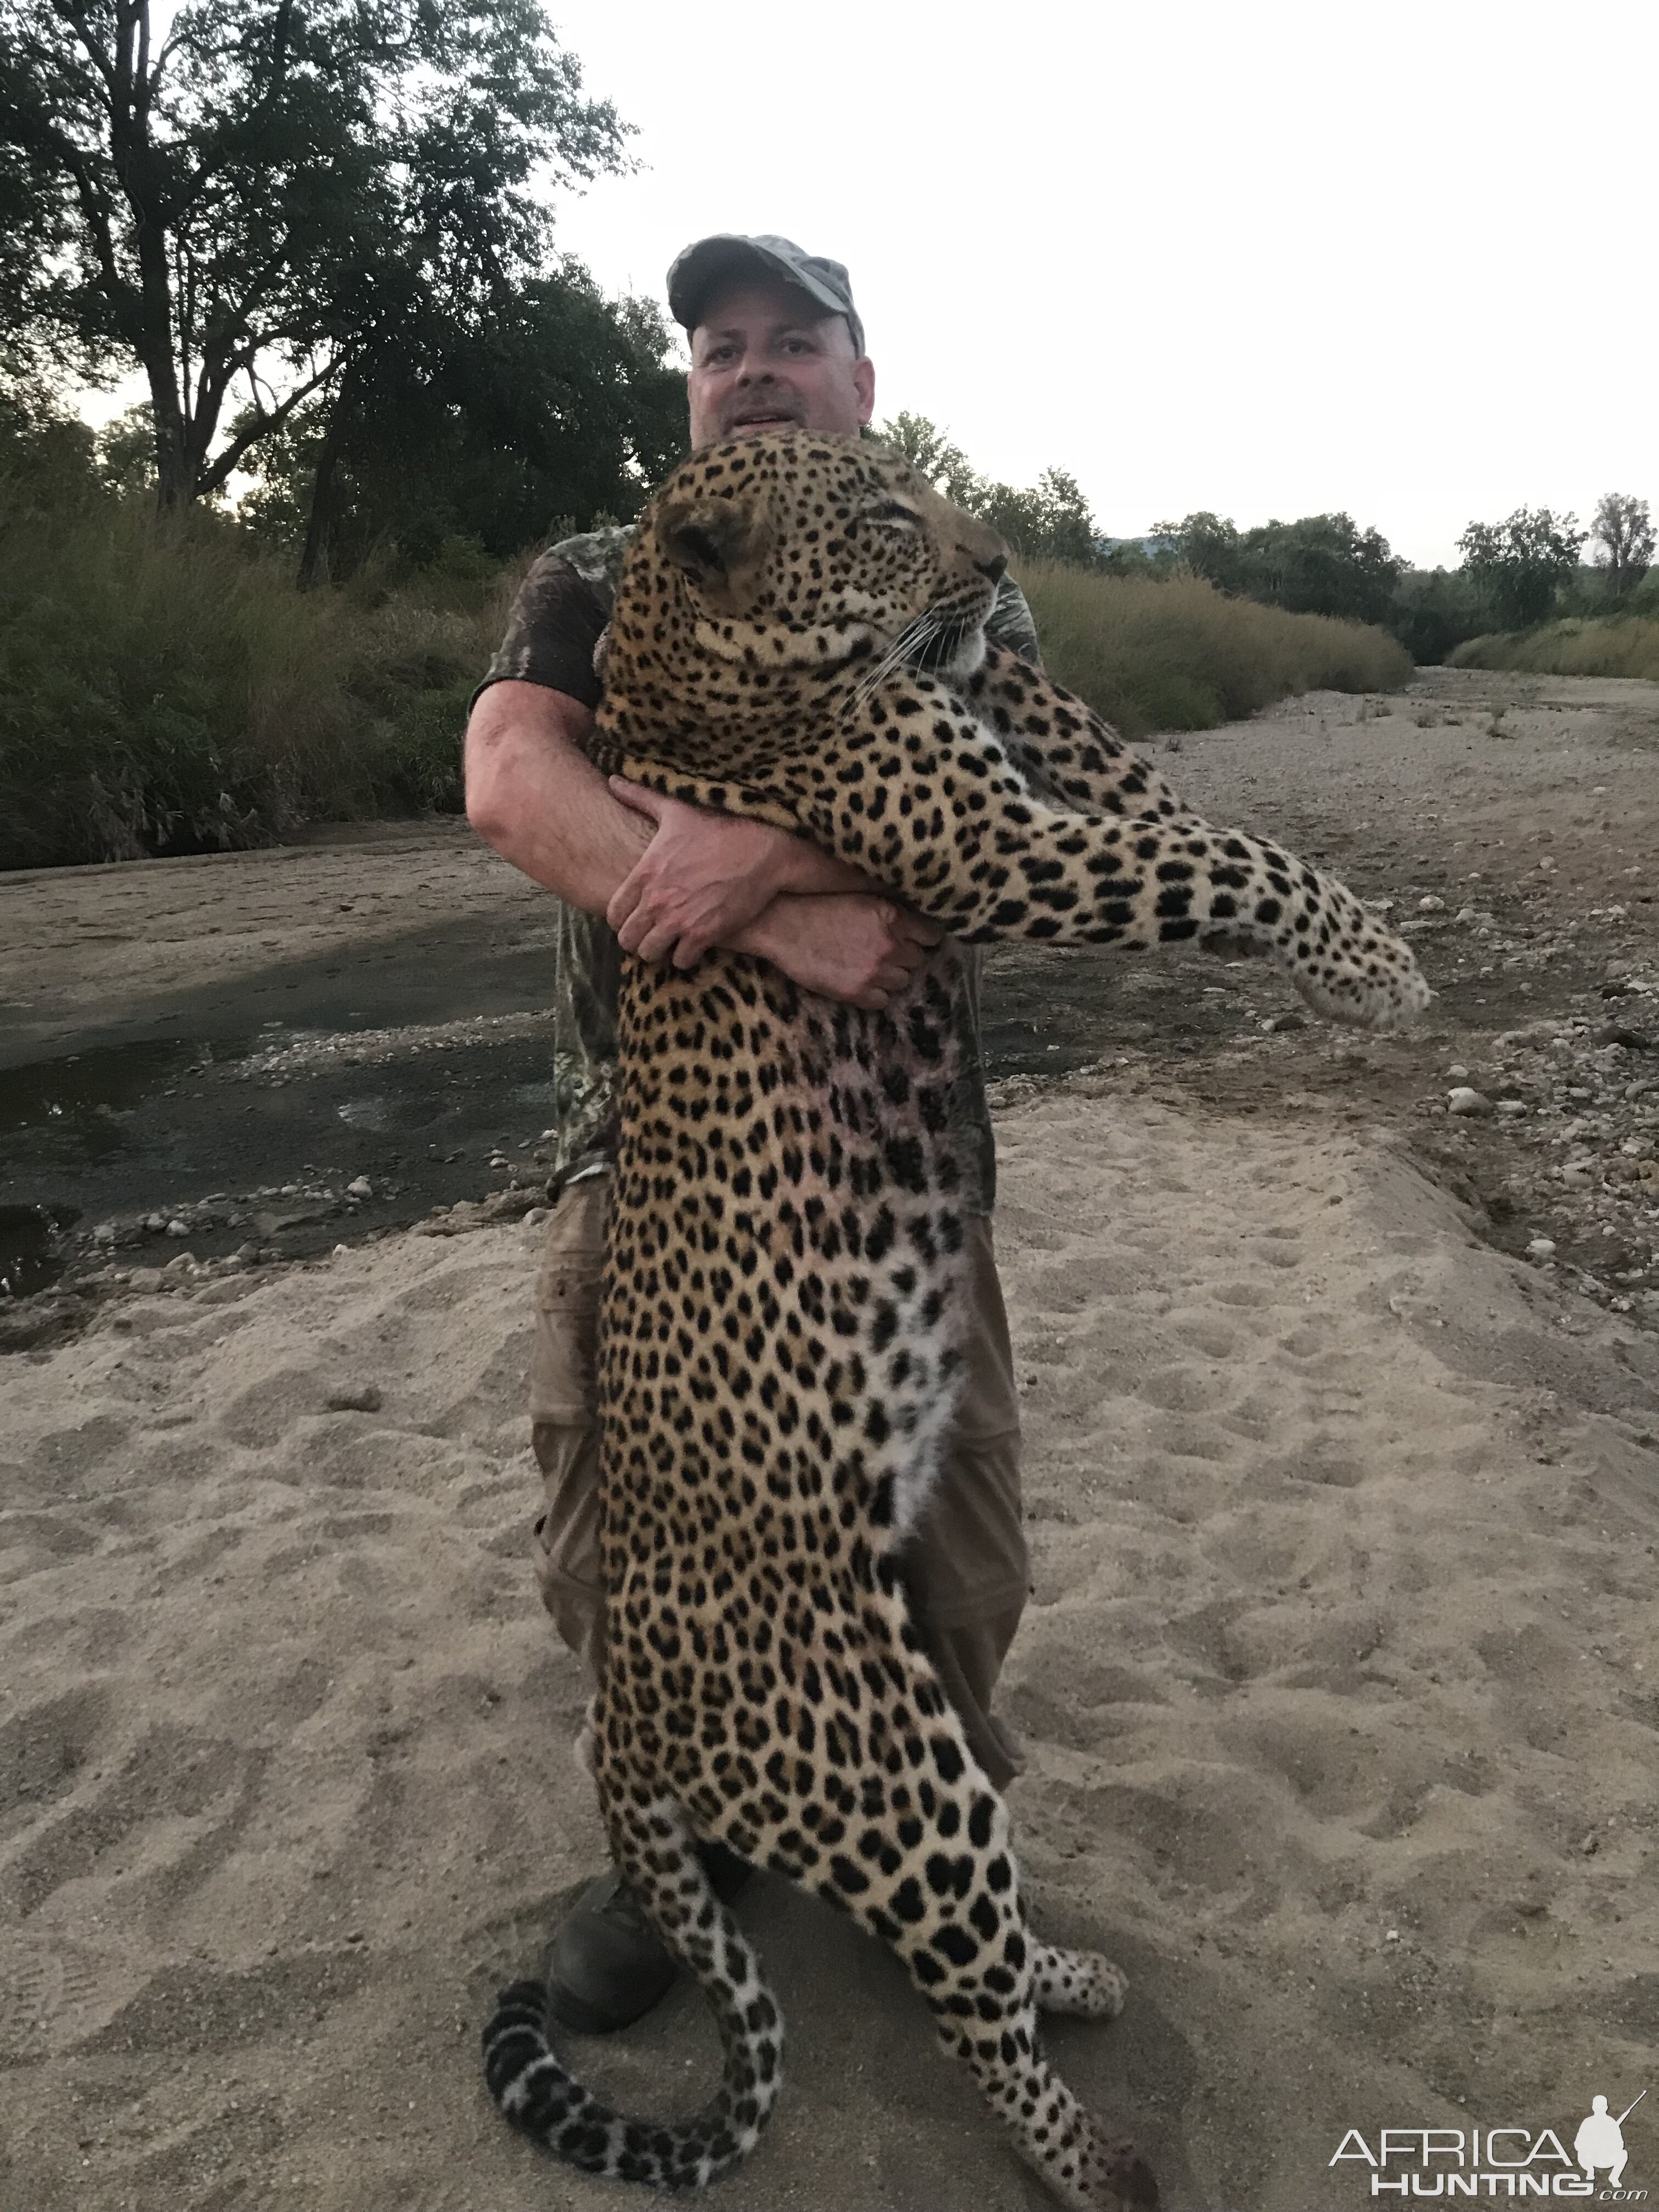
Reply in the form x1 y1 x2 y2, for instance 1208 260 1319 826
465 680 650 915
466 679 938 1007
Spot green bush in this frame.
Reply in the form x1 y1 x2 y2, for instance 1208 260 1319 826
0 464 504 870
1017 565 1411 735
1449 617 1659 683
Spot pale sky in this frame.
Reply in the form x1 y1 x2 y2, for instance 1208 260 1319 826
534 0 1656 570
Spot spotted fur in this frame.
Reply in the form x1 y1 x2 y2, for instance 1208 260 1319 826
483 433 1429 2207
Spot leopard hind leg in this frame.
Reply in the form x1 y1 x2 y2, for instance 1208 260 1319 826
816 1792 1155 2209
483 1793 785 2190
1030 1938 1130 2021
898 1927 1156 2212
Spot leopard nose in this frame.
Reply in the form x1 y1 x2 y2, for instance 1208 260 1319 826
974 552 1007 583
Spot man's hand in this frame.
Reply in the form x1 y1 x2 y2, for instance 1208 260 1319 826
738 893 945 1011
606 777 874 966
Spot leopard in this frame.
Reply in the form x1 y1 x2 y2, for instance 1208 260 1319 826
482 430 1431 2209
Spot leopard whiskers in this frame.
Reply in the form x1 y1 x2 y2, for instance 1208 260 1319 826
845 613 941 716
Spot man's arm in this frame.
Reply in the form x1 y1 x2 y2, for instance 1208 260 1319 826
464 680 941 1011
465 681 650 911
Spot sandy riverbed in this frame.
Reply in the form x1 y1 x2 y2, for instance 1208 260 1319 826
3 670 1658 2210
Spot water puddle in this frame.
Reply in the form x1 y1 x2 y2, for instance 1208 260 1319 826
1 1039 205 1161
0 1204 76 1299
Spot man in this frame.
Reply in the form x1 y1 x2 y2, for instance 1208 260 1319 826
465 234 1041 2036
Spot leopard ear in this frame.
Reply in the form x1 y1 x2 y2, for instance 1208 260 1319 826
656 487 772 613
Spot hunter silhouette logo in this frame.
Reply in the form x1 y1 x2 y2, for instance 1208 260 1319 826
1330 2090 1647 2198
1576 2095 1644 2192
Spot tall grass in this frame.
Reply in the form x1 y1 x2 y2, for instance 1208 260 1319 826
0 484 505 871
3 485 1417 871
1449 617 1659 683
1018 565 1411 735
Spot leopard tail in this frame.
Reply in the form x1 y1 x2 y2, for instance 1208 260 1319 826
482 1836 784 2190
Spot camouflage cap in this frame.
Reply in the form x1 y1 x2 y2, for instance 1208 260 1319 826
667 234 866 358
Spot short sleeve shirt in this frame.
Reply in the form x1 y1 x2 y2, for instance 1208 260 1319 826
476 528 1043 1208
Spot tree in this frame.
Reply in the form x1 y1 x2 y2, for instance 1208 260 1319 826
875 416 1102 567
0 0 628 509
1239 514 1401 625
1152 511 1247 595
1387 568 1486 665
1590 493 1654 600
975 467 1100 568
240 271 686 577
872 411 987 510
1457 507 1587 629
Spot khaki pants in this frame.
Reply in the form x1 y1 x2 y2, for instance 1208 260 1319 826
529 1170 1028 1789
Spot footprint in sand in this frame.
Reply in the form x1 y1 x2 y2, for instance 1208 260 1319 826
2 1723 264 1920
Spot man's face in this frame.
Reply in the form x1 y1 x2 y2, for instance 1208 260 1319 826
686 280 876 449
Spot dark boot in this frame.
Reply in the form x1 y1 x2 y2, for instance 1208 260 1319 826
546 1844 752 2034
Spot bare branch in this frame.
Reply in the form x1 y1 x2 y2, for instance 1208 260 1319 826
196 352 343 494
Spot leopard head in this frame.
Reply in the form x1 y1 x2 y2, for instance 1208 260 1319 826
633 429 1008 678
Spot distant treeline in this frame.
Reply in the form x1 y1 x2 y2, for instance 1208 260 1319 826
877 416 1656 668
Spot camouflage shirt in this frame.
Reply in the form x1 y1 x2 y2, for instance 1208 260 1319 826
476 526 1043 1211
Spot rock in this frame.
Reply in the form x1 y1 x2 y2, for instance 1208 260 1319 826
144 1213 165 1233
129 1267 164 1293
1496 1099 1527 1118
165 1218 189 1237
326 1384 383 1413
1448 1087 1494 1116
1447 1063 1470 1080
1418 895 1446 912
1260 1013 1307 1034
1594 1025 1652 1051
1560 1166 1595 1190
1526 1238 1557 1259
346 1176 373 1200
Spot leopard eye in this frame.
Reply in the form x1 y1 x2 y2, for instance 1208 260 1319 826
864 501 922 528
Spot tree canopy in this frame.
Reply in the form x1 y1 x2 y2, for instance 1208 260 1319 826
873 414 1102 567
1457 507 1586 630
1590 494 1654 600
0 0 632 507
1153 511 1402 626
241 273 686 577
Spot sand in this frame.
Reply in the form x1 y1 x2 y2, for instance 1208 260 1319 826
4 667 1658 2208
5 1068 1658 2212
